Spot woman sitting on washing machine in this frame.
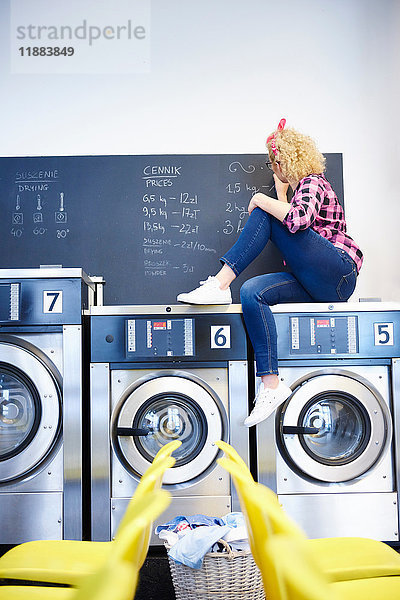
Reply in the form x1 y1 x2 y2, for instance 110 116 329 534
177 119 364 427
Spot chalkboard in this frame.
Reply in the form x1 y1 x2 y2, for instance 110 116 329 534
0 154 343 304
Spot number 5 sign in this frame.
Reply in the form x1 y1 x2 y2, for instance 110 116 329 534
210 326 231 349
374 322 394 346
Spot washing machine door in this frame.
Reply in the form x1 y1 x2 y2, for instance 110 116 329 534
278 371 392 483
0 341 61 483
112 371 227 485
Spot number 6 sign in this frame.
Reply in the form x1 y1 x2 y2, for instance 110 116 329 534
210 326 231 349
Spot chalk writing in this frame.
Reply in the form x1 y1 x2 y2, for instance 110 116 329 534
9 168 71 241
228 161 255 174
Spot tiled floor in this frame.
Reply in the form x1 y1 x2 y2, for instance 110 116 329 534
136 549 175 600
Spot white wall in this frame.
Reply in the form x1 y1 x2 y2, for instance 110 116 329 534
1 0 399 301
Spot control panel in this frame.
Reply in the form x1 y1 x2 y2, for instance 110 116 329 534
0 283 20 322
290 315 358 355
126 318 194 358
275 309 400 359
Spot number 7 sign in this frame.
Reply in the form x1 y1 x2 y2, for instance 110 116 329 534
43 291 63 314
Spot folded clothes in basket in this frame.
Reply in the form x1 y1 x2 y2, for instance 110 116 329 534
156 512 250 569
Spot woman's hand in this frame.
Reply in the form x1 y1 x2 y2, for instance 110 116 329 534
273 174 290 202
247 192 270 214
247 191 291 222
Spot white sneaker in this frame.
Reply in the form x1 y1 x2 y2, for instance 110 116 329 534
244 381 292 427
177 276 232 305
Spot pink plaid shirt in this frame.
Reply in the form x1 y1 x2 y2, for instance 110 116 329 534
282 174 363 273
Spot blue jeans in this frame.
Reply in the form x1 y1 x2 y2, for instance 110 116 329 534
220 208 358 376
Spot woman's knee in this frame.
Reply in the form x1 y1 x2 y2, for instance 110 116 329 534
240 275 273 307
240 278 258 307
241 273 292 307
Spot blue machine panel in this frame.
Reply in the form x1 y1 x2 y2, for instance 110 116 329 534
276 310 400 359
91 312 247 363
0 278 87 325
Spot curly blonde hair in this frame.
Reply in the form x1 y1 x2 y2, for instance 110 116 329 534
267 127 326 183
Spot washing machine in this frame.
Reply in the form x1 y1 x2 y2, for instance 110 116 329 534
0 268 97 544
256 302 400 542
89 304 249 543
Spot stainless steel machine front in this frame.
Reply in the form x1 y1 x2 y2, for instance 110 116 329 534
0 268 97 543
256 302 400 542
89 304 249 544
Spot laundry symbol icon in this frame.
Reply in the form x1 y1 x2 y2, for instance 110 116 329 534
55 211 67 223
12 213 23 224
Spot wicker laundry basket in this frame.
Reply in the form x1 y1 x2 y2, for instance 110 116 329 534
166 540 265 600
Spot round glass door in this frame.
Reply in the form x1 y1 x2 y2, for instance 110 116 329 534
279 373 391 483
113 373 226 486
0 343 61 484
298 392 370 466
132 393 207 467
0 367 41 461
